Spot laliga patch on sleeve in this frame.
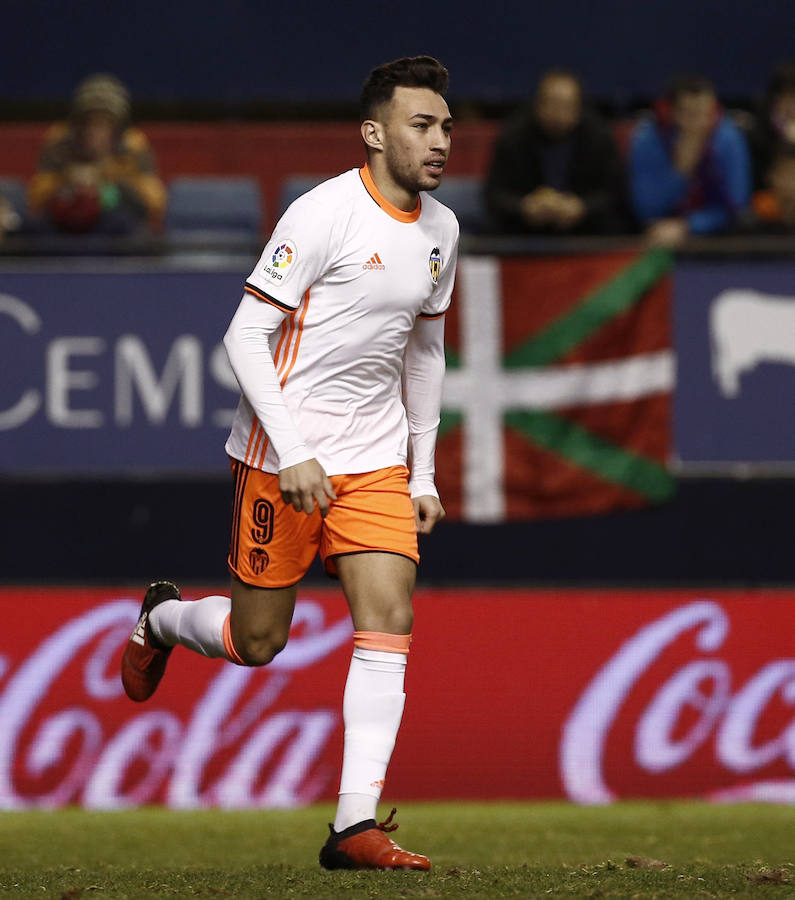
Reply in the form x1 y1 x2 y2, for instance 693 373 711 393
261 239 298 283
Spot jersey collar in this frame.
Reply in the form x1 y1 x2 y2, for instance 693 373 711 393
359 164 421 224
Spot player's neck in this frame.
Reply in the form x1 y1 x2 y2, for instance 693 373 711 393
364 160 419 213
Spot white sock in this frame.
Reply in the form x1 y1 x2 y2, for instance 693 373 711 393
149 595 230 658
333 646 407 832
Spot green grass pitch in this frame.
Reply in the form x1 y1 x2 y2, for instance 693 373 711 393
0 802 793 898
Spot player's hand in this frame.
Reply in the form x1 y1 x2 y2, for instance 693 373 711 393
553 193 586 229
645 217 689 249
412 495 446 534
279 458 337 517
520 187 559 225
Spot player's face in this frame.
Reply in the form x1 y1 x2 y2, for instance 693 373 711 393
381 86 453 195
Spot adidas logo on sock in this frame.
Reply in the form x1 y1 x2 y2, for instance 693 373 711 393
362 252 385 271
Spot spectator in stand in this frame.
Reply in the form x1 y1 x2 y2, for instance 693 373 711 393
747 61 795 191
485 69 626 234
0 194 21 242
750 145 795 232
28 74 166 235
629 75 750 247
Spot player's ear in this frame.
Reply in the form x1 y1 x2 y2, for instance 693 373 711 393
361 119 384 153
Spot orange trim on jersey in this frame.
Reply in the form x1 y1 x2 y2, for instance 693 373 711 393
244 283 296 313
359 164 421 224
254 432 270 470
276 312 298 379
272 317 291 372
243 303 297 469
353 631 412 655
249 425 265 467
418 310 446 320
222 613 248 666
279 289 311 388
243 419 261 466
243 325 280 467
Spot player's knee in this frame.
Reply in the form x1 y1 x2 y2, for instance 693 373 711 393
236 629 289 667
360 604 413 636
389 607 414 635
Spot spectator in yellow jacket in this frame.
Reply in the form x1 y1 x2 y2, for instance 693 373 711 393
29 74 166 235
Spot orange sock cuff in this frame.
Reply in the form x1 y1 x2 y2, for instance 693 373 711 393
353 631 411 654
222 613 248 666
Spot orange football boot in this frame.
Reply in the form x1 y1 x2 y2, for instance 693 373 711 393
121 581 180 702
319 808 430 871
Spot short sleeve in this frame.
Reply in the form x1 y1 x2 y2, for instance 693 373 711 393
419 222 459 319
245 194 337 311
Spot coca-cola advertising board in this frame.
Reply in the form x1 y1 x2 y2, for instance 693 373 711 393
2 586 794 808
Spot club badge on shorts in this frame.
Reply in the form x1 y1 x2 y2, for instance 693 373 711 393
429 246 441 285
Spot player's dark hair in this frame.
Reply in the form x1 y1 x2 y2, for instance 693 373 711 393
666 74 715 102
360 56 449 121
535 68 583 96
767 60 795 101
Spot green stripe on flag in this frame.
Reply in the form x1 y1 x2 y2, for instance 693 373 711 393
505 410 675 503
445 345 460 369
438 410 463 441
504 248 673 368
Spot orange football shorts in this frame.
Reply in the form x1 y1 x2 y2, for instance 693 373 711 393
227 460 420 588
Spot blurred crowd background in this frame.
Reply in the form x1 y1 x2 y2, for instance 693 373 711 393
1 0 795 251
4 63 795 248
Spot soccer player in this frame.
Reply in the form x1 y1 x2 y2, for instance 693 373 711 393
121 55 458 871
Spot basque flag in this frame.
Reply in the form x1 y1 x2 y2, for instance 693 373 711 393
437 248 675 521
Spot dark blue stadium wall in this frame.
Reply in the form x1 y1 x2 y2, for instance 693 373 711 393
2 477 793 585
1 0 791 106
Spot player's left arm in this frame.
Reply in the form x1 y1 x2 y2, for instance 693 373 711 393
403 313 447 534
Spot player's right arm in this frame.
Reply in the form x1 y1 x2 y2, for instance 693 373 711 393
223 292 336 516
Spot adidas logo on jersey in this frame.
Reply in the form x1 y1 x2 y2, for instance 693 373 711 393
362 252 385 271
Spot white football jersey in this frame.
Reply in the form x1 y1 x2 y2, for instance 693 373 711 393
225 165 459 475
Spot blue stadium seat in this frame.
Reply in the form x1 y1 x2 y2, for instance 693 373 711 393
280 172 487 233
280 175 330 214
0 176 27 218
166 176 262 235
431 175 487 233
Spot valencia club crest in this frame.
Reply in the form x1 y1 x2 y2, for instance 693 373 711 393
429 247 441 285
